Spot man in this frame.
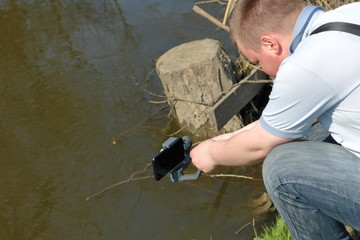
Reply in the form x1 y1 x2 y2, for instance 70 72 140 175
190 0 360 239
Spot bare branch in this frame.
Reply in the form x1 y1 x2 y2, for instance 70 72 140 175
193 5 230 32
204 173 261 181
86 163 153 201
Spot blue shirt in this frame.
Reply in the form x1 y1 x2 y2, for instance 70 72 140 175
260 2 360 157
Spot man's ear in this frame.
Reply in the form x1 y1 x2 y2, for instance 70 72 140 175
260 35 282 55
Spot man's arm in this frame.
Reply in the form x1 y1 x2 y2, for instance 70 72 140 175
211 120 258 141
190 121 293 173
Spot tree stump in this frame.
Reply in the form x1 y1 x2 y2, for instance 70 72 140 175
156 38 242 137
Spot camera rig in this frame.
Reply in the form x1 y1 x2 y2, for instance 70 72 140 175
160 136 202 182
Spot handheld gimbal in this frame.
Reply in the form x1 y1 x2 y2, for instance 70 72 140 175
152 136 202 182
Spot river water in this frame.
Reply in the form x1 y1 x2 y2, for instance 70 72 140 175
0 1 267 239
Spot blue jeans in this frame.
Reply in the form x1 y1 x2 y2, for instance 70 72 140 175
263 123 360 240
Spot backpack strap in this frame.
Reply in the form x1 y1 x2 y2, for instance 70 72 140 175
310 22 360 36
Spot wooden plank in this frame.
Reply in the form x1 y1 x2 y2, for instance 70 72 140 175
209 69 268 131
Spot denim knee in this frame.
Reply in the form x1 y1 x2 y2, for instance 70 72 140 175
261 141 358 240
262 143 294 194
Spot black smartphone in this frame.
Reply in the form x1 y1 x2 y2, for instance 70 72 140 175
152 137 185 181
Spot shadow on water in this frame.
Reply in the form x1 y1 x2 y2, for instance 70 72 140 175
0 1 267 239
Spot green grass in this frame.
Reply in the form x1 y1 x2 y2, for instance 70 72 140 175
254 216 293 240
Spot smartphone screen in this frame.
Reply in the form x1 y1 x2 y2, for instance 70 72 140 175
152 138 185 181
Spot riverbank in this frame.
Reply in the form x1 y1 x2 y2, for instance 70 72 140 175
253 216 360 240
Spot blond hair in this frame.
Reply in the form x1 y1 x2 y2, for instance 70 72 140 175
229 0 306 49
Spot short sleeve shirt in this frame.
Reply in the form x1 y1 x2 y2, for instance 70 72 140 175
260 3 360 157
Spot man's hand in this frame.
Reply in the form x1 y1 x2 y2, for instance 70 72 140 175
190 121 293 173
190 139 217 173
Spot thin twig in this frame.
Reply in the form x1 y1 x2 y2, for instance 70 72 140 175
253 218 258 238
233 78 271 88
246 80 273 84
116 105 169 139
149 100 168 104
142 87 167 98
86 163 153 201
223 0 237 25
235 220 253 235
193 5 230 32
196 0 227 5
204 173 261 181
169 96 213 106
167 124 188 136
250 101 260 114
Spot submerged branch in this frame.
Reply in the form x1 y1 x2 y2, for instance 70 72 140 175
86 162 260 201
86 163 153 201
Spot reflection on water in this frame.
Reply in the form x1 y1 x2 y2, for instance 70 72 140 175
0 0 266 239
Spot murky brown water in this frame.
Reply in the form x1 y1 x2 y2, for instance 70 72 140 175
0 1 267 239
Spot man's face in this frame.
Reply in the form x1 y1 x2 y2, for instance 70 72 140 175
238 42 286 78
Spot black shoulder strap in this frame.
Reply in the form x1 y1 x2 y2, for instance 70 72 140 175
310 22 360 36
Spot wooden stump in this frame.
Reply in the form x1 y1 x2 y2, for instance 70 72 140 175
156 38 267 137
156 39 242 137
